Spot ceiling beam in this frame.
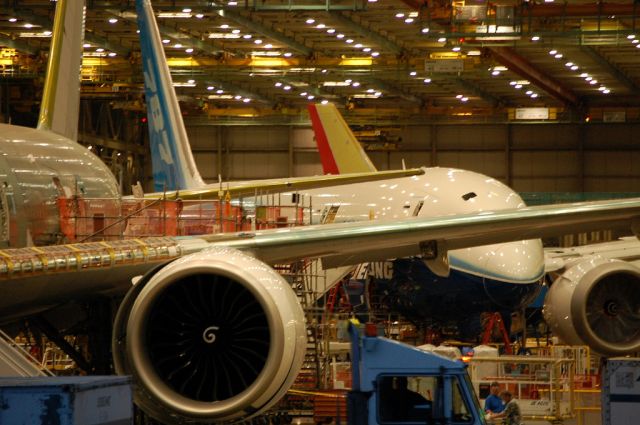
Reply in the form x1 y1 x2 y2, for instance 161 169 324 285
329 12 404 56
453 77 504 107
0 35 38 55
370 78 423 105
12 9 131 56
580 46 640 94
488 47 580 106
218 9 313 56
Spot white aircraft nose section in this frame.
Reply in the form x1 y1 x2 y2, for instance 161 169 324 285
450 240 545 284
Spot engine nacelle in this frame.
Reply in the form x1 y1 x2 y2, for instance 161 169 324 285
543 258 640 355
113 247 306 423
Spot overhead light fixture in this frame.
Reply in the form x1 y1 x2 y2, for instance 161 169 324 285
589 80 598 85
409 71 417 76
452 46 461 52
395 13 405 18
264 44 273 48
603 89 610 94
580 73 588 77
565 62 573 67
108 18 118 24
531 93 538 98
185 48 194 53
305 18 315 24
531 35 540 41
254 39 263 44
423 78 431 83
438 37 446 43
96 48 105 52
83 43 91 48
355 43 363 48
162 39 170 44
243 34 252 39
275 82 282 87
491 70 500 76
307 95 315 100
174 43 182 48
196 14 204 19
9 18 17 23
363 47 371 52
283 85 291 90
461 97 468 102
108 52 116 57
627 34 636 39
371 51 380 57
571 65 579 71
234 95 242 100
316 23 325 29
243 98 251 103
284 52 292 57
327 28 336 34
554 53 563 59
346 39 354 43
24 23 33 28
182 8 192 13
232 29 240 34
422 27 430 33
549 49 557 55
336 33 345 39
207 86 214 90
456 94 463 99
321 100 329 104
221 24 229 29
404 18 414 23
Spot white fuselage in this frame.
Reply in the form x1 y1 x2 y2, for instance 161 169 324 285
277 167 545 284
0 124 120 247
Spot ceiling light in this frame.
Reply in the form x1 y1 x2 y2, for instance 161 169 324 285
565 62 573 67
633 39 640 44
306 18 315 24
307 95 315 100
234 95 242 99
232 29 240 34
9 18 17 23
207 86 214 90
363 47 371 52
461 97 468 102
243 34 252 39
526 90 532 95
585 76 592 81
409 12 419 17
509 81 517 86
452 46 461 52
549 50 557 55
188 79 195 84
182 8 192 13
589 80 598 85
345 79 352 84
300 92 307 96
371 51 380 57
422 27 430 33
375 92 382 97
456 94 463 99
221 24 229 29
531 35 540 41
423 78 431 83
352 82 360 87
327 28 336 34
185 48 194 53
355 43 363 48
216 89 224 94
395 13 405 18
283 85 291 90
316 23 325 29
580 73 588 77
571 65 579 71
531 93 538 98
108 52 116 57
598 86 606 91
491 70 500 76
627 34 636 39
196 14 204 19
321 69 328 73
284 52 292 57
346 39 354 43
83 43 91 48
515 84 522 89
409 71 417 76
554 54 563 59
96 48 104 52
24 23 33 28
108 18 118 24
243 98 251 103
336 33 345 39
228 1 238 6
404 18 414 23
603 89 610 94
438 37 446 43
254 39 263 44
637 44 640 48
174 43 182 48
265 44 273 48
275 82 282 87
467 50 481 56
321 100 329 104
162 39 170 44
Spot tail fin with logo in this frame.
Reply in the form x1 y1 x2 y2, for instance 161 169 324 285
37 0 84 141
307 103 377 174
136 0 205 192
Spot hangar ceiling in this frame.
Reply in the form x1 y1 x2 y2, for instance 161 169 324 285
1 0 640 124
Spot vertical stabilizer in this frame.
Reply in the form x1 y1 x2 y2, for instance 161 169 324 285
136 0 205 191
308 103 377 173
37 0 85 141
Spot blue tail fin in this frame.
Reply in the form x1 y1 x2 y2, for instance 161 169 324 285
136 0 205 192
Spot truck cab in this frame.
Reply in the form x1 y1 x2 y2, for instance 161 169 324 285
348 323 486 425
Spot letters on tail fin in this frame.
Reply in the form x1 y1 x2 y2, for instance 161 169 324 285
136 0 205 192
37 0 85 141
307 103 377 174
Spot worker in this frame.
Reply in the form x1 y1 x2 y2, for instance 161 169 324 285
484 381 505 414
379 376 432 422
488 390 523 425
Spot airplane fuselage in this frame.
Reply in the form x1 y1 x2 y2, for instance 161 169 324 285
0 124 120 247
288 167 545 285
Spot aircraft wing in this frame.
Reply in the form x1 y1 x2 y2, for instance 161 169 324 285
140 168 425 200
1 196 640 317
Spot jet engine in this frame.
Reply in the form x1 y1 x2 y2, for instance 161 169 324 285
113 246 306 424
543 258 640 355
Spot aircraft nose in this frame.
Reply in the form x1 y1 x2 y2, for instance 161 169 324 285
484 240 545 283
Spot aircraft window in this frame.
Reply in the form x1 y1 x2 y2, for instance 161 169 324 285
412 201 424 217
462 192 477 201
